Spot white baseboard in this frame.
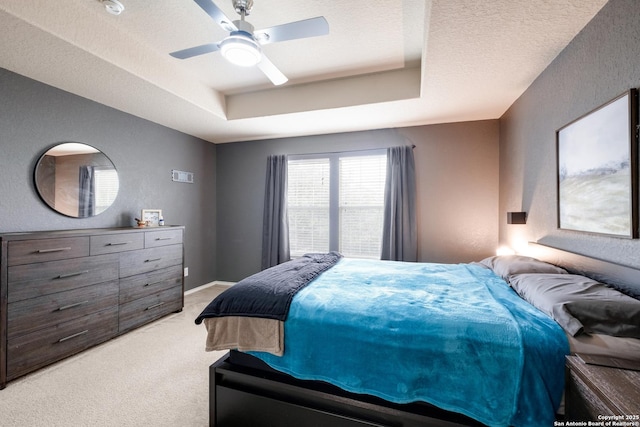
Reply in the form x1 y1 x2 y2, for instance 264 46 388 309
184 280 235 296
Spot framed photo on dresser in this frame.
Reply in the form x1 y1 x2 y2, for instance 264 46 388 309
141 209 163 227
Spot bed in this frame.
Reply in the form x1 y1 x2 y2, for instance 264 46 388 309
196 242 640 427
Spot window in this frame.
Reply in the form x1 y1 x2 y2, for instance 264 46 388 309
94 167 119 213
288 151 387 259
288 158 330 255
338 155 386 258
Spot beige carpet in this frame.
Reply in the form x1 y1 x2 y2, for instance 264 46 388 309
1 284 229 427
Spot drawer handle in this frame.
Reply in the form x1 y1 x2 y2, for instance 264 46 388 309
37 247 72 253
58 329 89 343
145 258 162 263
155 237 173 241
144 280 164 287
56 300 90 311
106 241 131 246
56 270 89 279
145 302 165 311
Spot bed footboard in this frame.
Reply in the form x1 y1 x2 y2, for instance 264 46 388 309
209 351 480 427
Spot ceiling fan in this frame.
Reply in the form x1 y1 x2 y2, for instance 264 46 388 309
170 0 329 86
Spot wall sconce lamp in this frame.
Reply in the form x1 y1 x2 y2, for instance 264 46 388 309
507 212 527 224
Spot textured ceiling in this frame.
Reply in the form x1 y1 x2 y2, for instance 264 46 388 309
0 0 608 143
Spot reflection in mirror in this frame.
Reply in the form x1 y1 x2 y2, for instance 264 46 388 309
35 143 119 218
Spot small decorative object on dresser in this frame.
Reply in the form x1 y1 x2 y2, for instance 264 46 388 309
134 218 149 227
0 226 185 389
141 209 163 227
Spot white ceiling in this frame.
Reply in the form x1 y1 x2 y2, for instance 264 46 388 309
0 0 608 144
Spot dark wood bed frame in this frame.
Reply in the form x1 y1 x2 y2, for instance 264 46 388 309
207 242 640 427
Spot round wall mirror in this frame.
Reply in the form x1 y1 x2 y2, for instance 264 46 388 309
34 142 119 218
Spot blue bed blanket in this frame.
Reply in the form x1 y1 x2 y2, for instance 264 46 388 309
250 258 569 427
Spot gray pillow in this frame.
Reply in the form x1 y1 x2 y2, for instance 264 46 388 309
476 255 567 282
510 273 640 338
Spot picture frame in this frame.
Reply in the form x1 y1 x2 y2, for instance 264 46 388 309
556 89 638 238
141 209 163 227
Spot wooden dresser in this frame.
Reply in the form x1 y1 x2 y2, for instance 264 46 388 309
0 226 184 389
565 355 640 421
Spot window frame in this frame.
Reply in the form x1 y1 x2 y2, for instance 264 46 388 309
288 149 387 256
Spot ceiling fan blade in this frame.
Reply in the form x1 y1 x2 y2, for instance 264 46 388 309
170 43 220 59
255 16 329 45
257 55 288 86
193 0 238 32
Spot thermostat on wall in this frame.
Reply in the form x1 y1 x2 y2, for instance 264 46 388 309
172 170 194 183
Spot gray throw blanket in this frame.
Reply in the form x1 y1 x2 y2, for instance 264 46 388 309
195 252 342 323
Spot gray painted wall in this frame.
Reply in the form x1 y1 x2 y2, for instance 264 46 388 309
0 68 217 291
216 121 499 281
499 0 640 267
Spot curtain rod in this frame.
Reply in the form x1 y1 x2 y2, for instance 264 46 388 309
288 144 415 158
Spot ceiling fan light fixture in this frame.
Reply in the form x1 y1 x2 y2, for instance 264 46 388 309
220 33 262 67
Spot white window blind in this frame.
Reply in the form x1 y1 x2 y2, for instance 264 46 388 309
339 155 386 258
94 168 119 213
288 151 386 259
288 158 330 256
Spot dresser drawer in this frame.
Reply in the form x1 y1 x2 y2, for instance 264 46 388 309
145 229 183 248
119 244 183 278
119 286 183 333
7 254 119 303
7 237 89 266
7 307 118 380
90 233 144 255
7 280 119 340
119 265 183 304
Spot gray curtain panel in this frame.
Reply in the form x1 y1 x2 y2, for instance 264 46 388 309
381 145 417 261
261 155 290 269
78 165 95 218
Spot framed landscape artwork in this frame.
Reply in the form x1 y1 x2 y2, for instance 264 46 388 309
557 89 638 238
